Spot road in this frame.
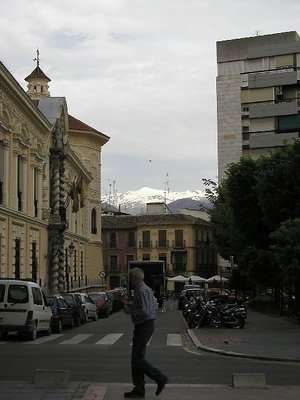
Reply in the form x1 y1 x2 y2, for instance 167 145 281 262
0 301 299 385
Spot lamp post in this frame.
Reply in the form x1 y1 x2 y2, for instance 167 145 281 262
65 242 75 292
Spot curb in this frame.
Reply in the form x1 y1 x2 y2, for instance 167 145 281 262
187 329 300 363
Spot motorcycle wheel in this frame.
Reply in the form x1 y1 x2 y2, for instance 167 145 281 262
188 319 197 329
211 316 221 328
232 315 245 329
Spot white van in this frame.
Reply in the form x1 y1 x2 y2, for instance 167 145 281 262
0 279 52 340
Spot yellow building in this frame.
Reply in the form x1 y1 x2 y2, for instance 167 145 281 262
102 212 217 292
0 58 109 292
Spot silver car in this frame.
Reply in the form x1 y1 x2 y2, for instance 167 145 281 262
73 293 98 321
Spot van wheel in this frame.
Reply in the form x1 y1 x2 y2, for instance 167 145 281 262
45 323 51 336
29 323 37 341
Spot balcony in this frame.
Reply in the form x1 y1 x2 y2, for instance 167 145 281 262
139 241 152 249
156 240 169 248
241 67 299 89
249 99 298 118
171 240 186 249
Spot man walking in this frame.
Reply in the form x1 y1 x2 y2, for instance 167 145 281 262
123 267 168 398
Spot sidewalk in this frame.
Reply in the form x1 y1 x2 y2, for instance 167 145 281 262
1 381 300 400
1 309 300 399
188 309 300 362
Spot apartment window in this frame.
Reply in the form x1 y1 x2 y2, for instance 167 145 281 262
0 142 3 204
91 208 97 234
127 231 135 247
15 238 21 279
126 254 134 267
158 230 167 247
142 231 150 248
110 255 118 271
31 242 38 282
110 232 117 248
159 253 167 271
142 254 150 261
175 230 183 247
34 168 38 217
17 155 22 211
172 251 187 271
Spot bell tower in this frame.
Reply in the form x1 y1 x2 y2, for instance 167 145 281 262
25 49 51 100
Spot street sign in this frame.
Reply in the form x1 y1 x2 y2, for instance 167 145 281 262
99 271 106 278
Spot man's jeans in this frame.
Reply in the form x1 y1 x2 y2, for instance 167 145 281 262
131 319 162 392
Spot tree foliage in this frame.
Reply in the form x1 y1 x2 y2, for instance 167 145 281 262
205 141 300 296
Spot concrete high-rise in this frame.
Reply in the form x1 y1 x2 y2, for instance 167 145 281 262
216 31 300 182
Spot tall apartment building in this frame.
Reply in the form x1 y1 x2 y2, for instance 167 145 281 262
217 31 300 181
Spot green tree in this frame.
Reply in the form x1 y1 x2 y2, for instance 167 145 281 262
256 141 300 231
270 218 300 318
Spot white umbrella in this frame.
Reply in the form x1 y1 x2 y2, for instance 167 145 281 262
188 275 206 282
206 275 228 283
167 275 189 282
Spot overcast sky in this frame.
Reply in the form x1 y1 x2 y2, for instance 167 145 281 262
1 0 300 194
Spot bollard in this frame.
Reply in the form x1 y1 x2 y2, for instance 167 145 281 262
232 373 266 388
34 369 69 388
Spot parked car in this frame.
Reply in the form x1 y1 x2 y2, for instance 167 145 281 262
61 292 87 325
73 293 98 321
105 291 114 314
46 294 74 333
0 278 52 340
89 292 109 318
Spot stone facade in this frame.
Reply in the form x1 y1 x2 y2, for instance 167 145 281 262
0 60 109 292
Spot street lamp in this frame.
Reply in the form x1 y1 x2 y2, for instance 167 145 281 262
65 242 75 292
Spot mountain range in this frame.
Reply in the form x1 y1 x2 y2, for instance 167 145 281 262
102 186 209 215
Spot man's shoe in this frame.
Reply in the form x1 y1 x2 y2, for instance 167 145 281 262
124 388 145 398
155 375 168 396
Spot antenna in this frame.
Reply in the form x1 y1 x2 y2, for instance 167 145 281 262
112 180 118 208
164 172 170 205
33 48 40 68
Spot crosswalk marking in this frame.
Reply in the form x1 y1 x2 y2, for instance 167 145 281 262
24 334 64 344
95 333 123 345
167 334 182 346
130 335 153 346
1 332 186 347
60 333 93 345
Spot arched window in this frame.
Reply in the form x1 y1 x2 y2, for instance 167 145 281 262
91 208 97 234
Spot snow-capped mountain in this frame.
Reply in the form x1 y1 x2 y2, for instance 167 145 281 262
102 186 206 215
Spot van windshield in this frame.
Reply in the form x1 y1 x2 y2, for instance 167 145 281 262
0 284 5 302
8 284 29 303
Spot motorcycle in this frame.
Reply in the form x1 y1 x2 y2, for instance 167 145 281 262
187 298 245 329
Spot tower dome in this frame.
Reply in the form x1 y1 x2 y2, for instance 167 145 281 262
25 49 51 100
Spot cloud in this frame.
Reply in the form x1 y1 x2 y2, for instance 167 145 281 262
1 0 300 193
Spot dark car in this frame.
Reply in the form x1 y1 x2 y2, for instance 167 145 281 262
89 292 109 318
46 294 74 333
61 292 87 325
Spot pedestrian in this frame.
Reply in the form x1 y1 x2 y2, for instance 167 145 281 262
123 267 168 398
